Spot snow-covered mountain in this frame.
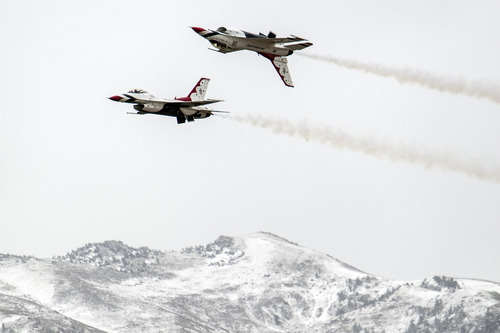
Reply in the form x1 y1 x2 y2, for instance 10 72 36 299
0 232 499 332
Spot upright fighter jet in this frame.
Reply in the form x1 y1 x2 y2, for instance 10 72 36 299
191 27 312 87
108 78 226 124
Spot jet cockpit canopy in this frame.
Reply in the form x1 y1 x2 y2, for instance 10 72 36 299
216 27 245 38
128 88 148 94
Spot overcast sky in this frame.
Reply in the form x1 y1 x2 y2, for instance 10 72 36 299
1 0 499 282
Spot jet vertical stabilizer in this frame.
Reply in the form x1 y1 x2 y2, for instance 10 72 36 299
259 53 294 87
188 78 210 101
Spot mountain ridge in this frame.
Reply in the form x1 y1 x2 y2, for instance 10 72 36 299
0 232 499 332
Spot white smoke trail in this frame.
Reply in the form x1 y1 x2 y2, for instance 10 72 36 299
228 114 500 183
299 53 500 104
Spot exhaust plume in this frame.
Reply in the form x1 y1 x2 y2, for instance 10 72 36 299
229 114 500 183
299 53 500 104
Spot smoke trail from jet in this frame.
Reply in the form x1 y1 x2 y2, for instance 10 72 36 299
299 53 500 104
228 114 500 183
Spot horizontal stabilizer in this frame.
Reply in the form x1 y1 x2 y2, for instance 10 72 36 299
208 48 239 54
284 42 313 51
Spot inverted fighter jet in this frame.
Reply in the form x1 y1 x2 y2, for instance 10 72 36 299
191 26 312 87
108 78 226 124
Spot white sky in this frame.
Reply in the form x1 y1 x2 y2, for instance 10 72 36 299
1 0 499 282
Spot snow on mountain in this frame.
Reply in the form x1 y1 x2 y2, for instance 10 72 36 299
0 232 499 332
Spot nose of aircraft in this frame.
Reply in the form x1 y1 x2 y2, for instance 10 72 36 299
109 95 123 102
191 26 206 34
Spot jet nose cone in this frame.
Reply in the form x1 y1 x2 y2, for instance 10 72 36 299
191 26 206 34
109 95 122 102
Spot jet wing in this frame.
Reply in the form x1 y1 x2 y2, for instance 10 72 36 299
170 99 224 107
266 37 308 44
249 36 308 45
128 96 223 107
222 34 307 46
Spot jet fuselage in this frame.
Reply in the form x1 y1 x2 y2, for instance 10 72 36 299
109 79 224 124
207 33 293 57
191 27 312 87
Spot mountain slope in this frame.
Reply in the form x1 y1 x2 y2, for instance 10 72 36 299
0 232 499 332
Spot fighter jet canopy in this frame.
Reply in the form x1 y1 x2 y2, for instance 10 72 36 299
216 27 245 37
128 89 148 94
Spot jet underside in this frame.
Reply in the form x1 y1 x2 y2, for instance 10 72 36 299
208 35 293 57
126 101 212 124
192 27 312 87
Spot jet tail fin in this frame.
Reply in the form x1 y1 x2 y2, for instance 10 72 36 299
187 78 210 101
259 53 294 87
